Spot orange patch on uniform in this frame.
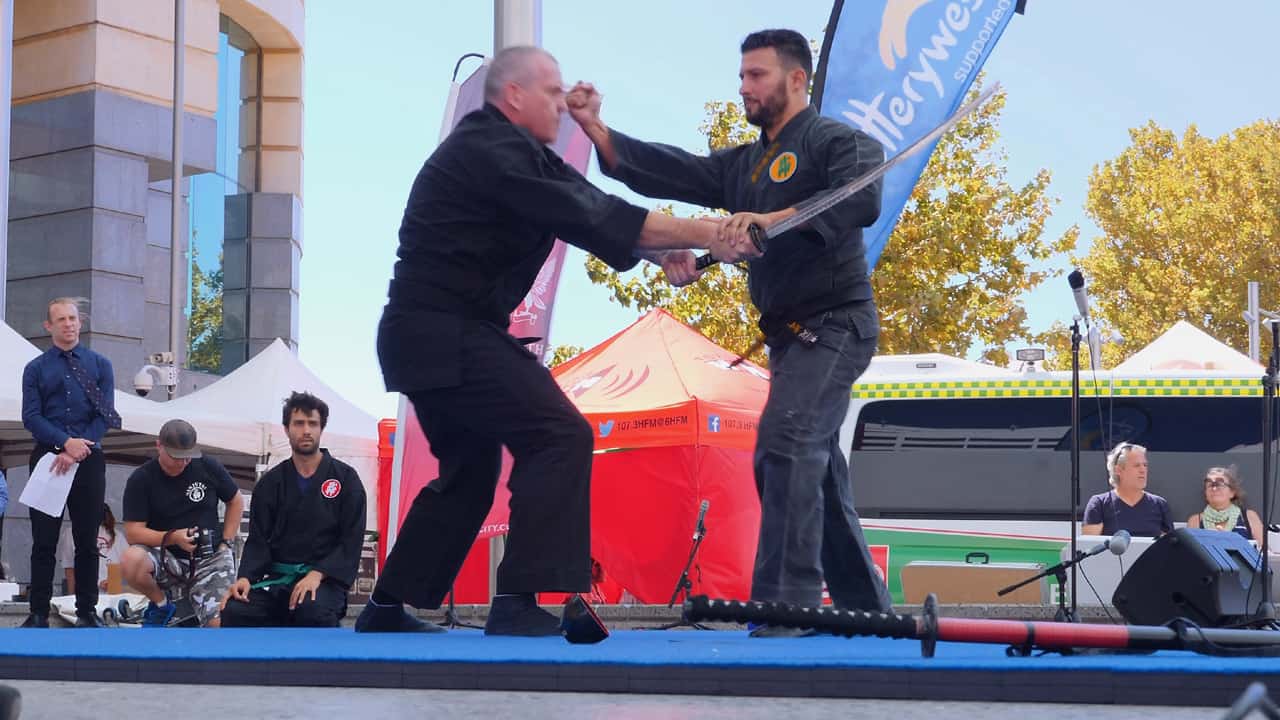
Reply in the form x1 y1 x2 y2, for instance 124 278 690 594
769 152 798 183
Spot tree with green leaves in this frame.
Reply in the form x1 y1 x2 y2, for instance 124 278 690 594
187 246 224 373
547 344 584 368
571 77 1076 367
1037 119 1280 369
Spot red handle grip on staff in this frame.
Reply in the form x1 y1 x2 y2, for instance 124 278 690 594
693 223 767 271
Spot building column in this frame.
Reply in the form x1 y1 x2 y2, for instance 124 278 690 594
222 191 300 372
4 1 218 388
222 44 302 370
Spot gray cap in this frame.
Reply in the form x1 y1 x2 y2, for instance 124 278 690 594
159 419 202 459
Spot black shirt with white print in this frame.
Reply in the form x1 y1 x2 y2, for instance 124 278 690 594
123 455 239 558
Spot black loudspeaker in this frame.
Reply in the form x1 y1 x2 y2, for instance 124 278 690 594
1112 528 1265 627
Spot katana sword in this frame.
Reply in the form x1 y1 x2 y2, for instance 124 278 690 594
685 594 1280 658
693 81 1002 270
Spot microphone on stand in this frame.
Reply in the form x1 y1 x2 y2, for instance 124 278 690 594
1082 530 1131 559
1068 269 1090 322
653 500 715 627
1069 270 1102 371
693 499 710 540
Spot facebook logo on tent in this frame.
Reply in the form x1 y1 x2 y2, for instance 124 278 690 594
707 415 721 433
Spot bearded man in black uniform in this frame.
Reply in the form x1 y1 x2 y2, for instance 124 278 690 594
356 45 753 636
569 28 893 636
221 392 366 627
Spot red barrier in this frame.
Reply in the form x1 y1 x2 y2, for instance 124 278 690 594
376 418 396 571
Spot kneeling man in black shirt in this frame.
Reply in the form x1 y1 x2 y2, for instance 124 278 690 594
121 419 244 626
220 392 366 627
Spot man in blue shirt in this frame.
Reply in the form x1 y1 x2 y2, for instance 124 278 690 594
1082 443 1173 538
20 298 120 628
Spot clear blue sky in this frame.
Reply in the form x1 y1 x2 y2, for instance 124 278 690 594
299 0 1280 419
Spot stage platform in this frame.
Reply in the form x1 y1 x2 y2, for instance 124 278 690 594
3 627 1279 706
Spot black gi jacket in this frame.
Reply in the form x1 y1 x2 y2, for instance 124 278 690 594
604 106 883 330
379 103 649 393
238 450 366 589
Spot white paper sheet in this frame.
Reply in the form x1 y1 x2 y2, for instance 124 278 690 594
18 452 78 517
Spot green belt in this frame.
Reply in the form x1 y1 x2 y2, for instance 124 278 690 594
250 562 312 590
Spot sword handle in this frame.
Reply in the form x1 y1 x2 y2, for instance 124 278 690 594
692 222 768 271
694 252 717 271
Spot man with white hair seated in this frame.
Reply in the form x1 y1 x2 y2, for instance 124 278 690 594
1081 442 1173 537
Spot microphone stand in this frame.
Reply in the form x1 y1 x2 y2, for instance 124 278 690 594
645 514 711 631
440 583 483 630
1066 317 1083 623
998 543 1113 626
1257 319 1279 622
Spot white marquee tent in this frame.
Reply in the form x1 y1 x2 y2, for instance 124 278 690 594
0 320 260 472
1 327 377 529
1113 320 1264 374
149 339 380 526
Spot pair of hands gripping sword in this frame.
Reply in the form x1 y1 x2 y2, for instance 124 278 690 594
565 82 766 287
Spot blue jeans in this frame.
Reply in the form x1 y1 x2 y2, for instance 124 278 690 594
751 303 892 611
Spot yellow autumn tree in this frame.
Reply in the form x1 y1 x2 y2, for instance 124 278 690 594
1039 120 1280 368
572 77 1076 367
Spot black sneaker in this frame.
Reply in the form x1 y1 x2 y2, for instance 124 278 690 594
354 601 445 633
74 613 106 628
484 594 562 637
19 613 48 629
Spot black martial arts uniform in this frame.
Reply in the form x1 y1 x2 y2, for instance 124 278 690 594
221 451 366 627
375 103 648 608
604 106 894 611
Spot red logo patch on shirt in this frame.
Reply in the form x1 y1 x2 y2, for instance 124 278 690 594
321 479 341 499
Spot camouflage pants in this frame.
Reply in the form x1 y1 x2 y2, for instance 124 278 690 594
141 545 235 626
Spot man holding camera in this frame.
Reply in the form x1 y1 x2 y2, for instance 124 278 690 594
120 419 243 627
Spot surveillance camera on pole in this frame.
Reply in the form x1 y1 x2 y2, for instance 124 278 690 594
132 368 154 397
134 352 179 398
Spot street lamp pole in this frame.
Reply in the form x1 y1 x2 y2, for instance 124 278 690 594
168 0 187 399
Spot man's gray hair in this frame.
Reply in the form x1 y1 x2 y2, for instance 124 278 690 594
483 46 555 103
1106 442 1147 487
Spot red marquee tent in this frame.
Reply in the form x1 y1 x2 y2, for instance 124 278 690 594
554 309 769 602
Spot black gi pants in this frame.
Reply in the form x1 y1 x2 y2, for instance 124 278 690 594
220 580 348 627
751 305 892 611
27 444 105 618
378 324 593 608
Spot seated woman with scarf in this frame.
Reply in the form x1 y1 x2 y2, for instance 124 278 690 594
1187 466 1264 543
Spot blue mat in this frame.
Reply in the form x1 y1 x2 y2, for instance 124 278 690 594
2 628 1279 704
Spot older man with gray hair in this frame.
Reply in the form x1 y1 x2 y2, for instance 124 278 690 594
1082 442 1173 537
358 45 753 638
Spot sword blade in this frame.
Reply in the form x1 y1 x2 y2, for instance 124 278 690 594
762 82 1002 240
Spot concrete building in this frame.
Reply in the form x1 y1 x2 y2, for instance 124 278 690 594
2 0 305 386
